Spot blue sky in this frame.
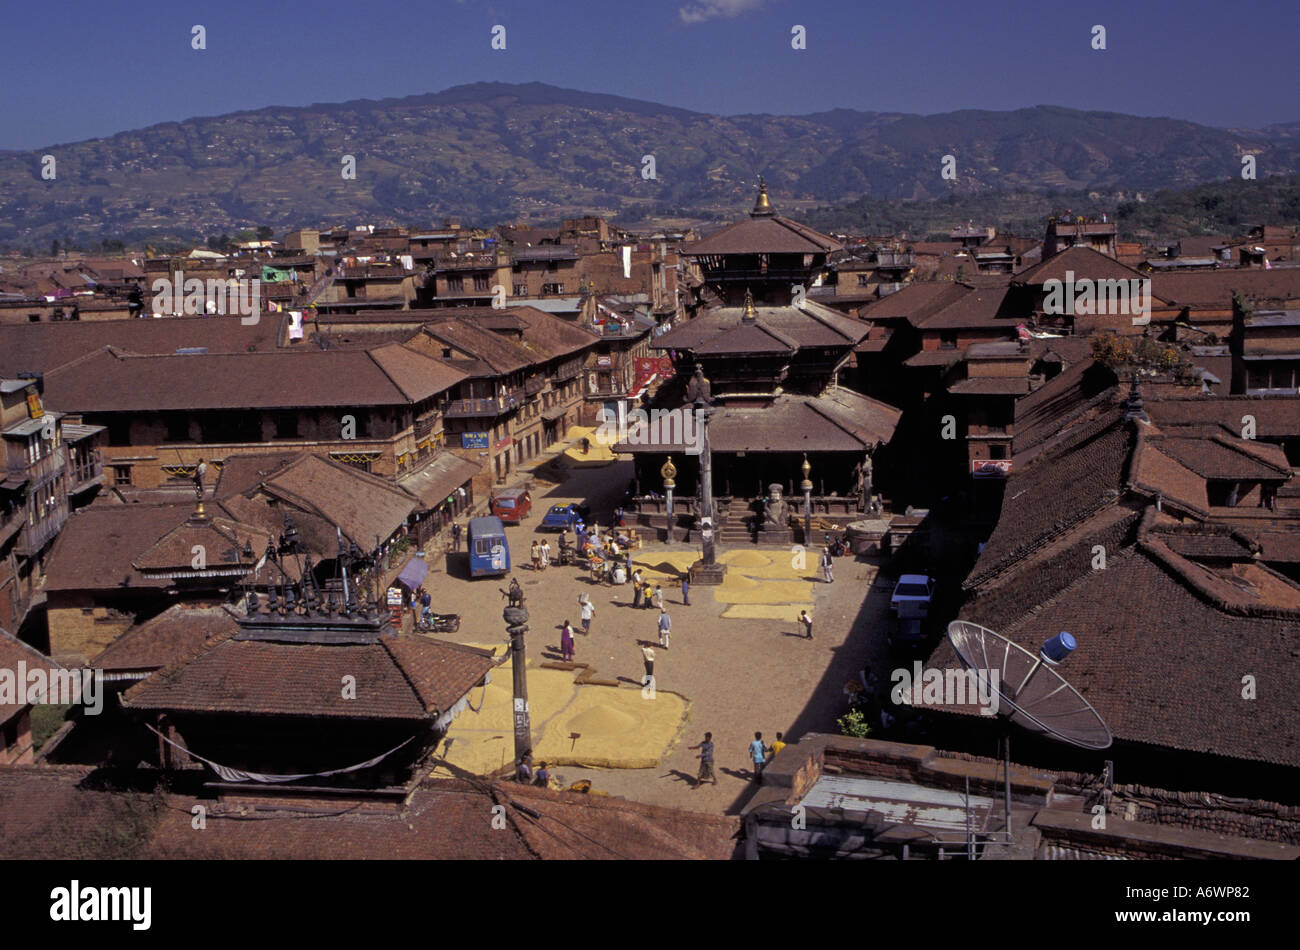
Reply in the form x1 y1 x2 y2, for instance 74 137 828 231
2 0 1297 149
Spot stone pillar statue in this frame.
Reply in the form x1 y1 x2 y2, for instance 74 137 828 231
763 483 790 528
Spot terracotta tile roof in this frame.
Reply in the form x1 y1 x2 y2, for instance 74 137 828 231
903 348 965 367
684 215 841 256
1150 269 1300 308
0 771 739 860
43 503 198 592
121 635 496 720
913 281 1018 330
41 346 463 413
0 630 62 723
365 343 470 402
940 538 1300 769
910 241 964 256
949 377 1032 396
693 321 798 356
223 453 420 551
212 452 306 499
503 306 600 361
1131 440 1210 514
1251 529 1300 563
968 409 1133 588
413 319 532 375
500 781 740 860
132 516 270 575
857 281 967 322
92 605 239 674
653 300 867 354
1159 526 1258 561
615 391 899 454
1155 435 1293 480
1014 246 1150 288
1145 395 1300 439
0 316 279 378
397 453 482 509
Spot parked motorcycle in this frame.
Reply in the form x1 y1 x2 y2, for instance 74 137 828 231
418 610 461 633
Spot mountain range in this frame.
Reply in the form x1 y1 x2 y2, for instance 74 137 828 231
3 81 1298 246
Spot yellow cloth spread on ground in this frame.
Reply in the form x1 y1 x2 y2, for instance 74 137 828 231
432 648 688 775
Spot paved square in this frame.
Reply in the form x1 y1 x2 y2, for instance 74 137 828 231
422 455 896 815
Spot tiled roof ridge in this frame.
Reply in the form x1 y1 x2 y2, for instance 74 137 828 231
1144 514 1263 556
43 344 124 378
999 546 1140 632
0 628 63 670
752 321 800 350
379 636 436 716
772 215 840 249
1138 530 1300 619
802 399 867 445
965 491 1130 593
363 341 453 403
796 299 868 342
1127 427 1213 521
1205 432 1295 475
278 452 422 503
966 413 1132 589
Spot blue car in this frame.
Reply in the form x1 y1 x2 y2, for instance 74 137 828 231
540 503 590 531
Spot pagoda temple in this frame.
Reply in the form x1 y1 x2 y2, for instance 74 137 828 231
619 184 902 537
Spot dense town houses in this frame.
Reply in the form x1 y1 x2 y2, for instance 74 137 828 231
0 184 1297 856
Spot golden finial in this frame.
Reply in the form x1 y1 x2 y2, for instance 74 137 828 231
800 453 812 492
751 176 773 216
660 456 677 488
742 287 757 322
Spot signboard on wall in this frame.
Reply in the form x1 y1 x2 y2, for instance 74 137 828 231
461 432 490 449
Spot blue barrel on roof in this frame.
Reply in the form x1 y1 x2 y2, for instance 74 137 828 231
1041 631 1077 663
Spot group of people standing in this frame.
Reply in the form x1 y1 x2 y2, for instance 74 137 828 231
686 730 787 788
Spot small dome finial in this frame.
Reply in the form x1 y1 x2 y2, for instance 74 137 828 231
751 176 774 216
742 287 757 323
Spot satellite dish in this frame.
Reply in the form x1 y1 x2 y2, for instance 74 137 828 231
947 620 1112 750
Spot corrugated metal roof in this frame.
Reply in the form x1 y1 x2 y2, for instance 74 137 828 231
802 776 995 833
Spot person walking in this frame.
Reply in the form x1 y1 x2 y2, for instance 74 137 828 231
531 540 541 572
681 575 690 606
539 539 551 571
749 731 767 781
450 522 462 553
821 546 834 584
641 644 655 686
632 570 644 609
769 732 787 758
651 585 664 611
689 732 717 787
798 609 813 640
580 596 595 635
560 620 575 662
657 607 671 649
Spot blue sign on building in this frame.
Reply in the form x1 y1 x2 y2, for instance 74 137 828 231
461 432 490 449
